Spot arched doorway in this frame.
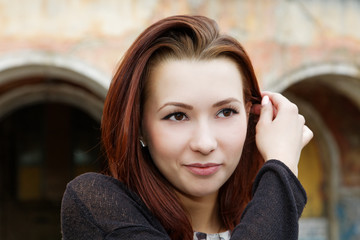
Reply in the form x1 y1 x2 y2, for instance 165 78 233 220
0 55 108 239
0 102 105 239
275 64 360 240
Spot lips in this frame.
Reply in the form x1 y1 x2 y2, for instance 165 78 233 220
184 163 222 176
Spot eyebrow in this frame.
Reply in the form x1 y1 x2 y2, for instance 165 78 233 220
158 98 242 112
212 98 242 107
157 102 193 112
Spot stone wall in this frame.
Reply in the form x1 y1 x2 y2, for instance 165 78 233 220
1 0 360 87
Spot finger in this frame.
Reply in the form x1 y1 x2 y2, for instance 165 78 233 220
302 125 314 147
251 103 277 119
299 114 305 125
260 92 279 118
262 91 294 113
258 95 273 124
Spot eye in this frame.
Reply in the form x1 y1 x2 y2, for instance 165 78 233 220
217 108 238 118
163 112 188 121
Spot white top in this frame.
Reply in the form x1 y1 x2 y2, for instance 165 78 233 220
193 230 231 240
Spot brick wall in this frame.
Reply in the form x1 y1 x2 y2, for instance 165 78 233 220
1 0 360 86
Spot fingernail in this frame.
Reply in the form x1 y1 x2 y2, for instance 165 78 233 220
262 95 269 106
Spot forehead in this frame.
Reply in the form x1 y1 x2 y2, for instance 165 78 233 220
147 58 244 102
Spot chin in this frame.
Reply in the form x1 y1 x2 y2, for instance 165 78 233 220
182 191 217 199
184 185 222 198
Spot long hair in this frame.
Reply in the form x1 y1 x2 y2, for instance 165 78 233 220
101 15 263 240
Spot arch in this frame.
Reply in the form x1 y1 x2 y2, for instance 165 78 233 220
286 94 340 239
268 62 360 106
0 51 110 120
278 62 360 240
0 51 109 239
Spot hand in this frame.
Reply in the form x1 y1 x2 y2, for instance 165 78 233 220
253 91 313 176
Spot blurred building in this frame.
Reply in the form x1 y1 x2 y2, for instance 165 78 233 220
0 0 359 239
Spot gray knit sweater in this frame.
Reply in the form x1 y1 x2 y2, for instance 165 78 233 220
61 160 307 240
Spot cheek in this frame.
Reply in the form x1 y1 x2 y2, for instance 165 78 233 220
221 117 248 157
145 123 188 162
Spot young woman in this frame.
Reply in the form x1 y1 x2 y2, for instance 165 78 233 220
61 15 313 240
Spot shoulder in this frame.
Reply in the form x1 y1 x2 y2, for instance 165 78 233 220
63 172 151 219
65 172 133 202
67 172 124 191
61 172 166 238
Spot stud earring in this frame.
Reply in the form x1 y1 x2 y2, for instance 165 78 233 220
139 139 146 147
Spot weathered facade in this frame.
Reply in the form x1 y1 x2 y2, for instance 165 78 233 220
0 0 359 239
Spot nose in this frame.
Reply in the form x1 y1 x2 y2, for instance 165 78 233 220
189 121 217 155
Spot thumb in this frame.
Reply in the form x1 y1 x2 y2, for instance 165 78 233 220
258 95 273 124
302 125 314 147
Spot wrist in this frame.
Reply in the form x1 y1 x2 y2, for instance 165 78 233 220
264 158 298 177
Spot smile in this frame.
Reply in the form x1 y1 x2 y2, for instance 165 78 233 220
184 163 222 176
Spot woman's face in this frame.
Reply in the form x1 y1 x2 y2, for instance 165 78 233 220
142 58 250 198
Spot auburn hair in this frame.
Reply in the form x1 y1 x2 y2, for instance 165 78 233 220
101 15 263 240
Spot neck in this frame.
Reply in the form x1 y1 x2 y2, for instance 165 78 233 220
177 191 224 234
